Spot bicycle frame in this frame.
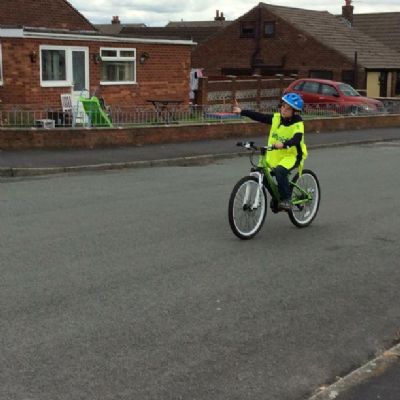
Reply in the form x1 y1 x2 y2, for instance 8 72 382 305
256 149 281 202
240 142 313 208
290 179 314 207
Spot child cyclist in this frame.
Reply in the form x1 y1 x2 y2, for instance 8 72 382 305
232 93 307 211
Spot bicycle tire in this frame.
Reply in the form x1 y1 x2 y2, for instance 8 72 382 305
288 169 321 228
228 176 267 240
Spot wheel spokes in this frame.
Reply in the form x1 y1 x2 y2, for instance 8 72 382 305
232 181 265 235
291 174 319 223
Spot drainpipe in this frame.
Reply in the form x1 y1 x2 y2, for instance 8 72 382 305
354 51 358 88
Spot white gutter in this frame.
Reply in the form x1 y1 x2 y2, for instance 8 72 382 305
0 29 24 38
0 28 196 46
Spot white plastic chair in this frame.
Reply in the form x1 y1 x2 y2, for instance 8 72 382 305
60 94 77 127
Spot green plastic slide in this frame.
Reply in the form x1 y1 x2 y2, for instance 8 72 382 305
79 96 112 127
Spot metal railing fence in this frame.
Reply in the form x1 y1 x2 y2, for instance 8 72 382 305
0 101 399 128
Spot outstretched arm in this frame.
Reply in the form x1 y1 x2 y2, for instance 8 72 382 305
232 99 273 124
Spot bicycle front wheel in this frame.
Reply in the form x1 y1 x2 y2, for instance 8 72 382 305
289 169 320 228
228 176 267 240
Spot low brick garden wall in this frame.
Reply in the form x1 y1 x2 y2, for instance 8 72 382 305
1 114 400 150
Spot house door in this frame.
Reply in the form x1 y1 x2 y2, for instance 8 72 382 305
396 72 400 96
366 72 380 97
72 49 89 97
379 71 388 97
71 49 89 120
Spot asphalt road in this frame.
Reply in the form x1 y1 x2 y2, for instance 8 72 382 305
1 143 400 400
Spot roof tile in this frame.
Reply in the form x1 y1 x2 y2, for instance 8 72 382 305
353 12 400 53
261 3 400 69
0 0 95 31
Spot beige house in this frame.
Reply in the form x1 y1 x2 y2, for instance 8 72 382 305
351 11 400 97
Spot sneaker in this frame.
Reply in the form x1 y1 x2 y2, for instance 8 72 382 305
278 199 292 211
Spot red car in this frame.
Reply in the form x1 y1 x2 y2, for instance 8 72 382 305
284 78 385 114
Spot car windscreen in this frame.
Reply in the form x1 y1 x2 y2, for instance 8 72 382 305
339 83 360 97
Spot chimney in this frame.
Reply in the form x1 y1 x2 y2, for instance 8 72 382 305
215 10 225 21
112 16 121 25
342 0 354 26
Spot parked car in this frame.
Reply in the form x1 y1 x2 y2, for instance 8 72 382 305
284 78 385 114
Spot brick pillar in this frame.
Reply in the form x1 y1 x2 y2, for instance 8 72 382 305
226 75 237 105
275 74 285 96
196 77 208 106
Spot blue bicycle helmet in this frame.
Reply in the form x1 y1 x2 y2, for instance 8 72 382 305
281 92 304 111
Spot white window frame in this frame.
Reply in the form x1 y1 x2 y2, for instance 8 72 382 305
0 43 3 85
100 47 136 85
40 45 89 88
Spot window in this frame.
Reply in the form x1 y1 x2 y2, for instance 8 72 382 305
0 43 3 85
221 68 252 76
42 49 67 81
40 45 88 88
100 48 136 84
396 72 400 96
259 68 298 77
321 84 339 97
309 70 333 80
264 22 276 37
341 70 354 86
338 83 360 97
293 81 304 90
302 81 320 93
240 21 256 38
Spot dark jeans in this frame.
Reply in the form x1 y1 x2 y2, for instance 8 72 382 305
274 165 296 201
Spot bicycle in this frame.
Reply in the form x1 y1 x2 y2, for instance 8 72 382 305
228 141 321 240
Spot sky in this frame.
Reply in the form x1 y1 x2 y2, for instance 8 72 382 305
69 0 400 26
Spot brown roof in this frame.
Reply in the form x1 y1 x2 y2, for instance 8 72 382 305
260 3 400 69
120 26 224 44
166 20 232 28
352 12 400 53
0 0 96 31
95 23 147 35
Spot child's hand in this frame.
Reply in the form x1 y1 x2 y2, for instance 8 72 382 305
232 98 241 114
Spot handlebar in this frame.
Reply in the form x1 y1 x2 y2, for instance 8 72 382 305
236 141 274 152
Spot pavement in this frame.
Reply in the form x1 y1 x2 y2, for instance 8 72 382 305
307 343 400 400
1 125 400 400
0 126 400 177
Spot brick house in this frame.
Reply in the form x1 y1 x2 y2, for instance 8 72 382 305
190 3 400 97
0 0 194 110
351 11 400 96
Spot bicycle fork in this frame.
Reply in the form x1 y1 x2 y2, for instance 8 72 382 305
243 172 263 210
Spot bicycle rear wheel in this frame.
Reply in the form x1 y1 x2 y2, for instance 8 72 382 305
228 176 267 240
289 169 320 228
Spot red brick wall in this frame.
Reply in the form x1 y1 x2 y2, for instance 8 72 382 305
192 6 365 88
0 38 192 110
1 115 399 150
